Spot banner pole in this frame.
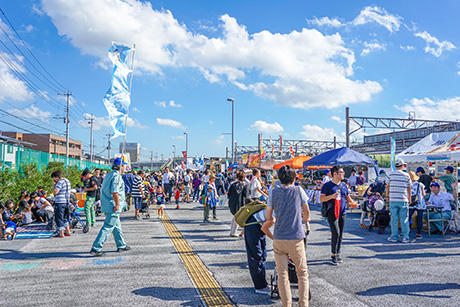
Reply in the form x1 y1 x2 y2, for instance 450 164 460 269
122 43 136 154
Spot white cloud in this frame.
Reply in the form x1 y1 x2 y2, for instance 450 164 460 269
127 117 148 129
0 52 33 102
396 97 460 121
132 106 140 113
156 118 185 129
154 101 167 108
250 120 284 133
32 4 44 16
414 31 455 57
457 61 460 76
171 135 185 140
361 41 386 56
331 115 345 124
23 25 34 33
307 17 343 28
352 6 402 32
41 0 382 109
154 100 181 108
8 105 52 122
215 134 225 145
300 124 339 141
168 100 182 108
400 45 415 51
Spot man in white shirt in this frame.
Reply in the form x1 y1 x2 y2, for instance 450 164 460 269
321 170 332 187
162 168 174 202
250 169 268 201
425 182 454 234
347 170 357 191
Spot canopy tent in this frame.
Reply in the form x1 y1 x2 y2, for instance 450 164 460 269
274 155 311 170
397 131 460 163
260 159 283 170
303 147 377 167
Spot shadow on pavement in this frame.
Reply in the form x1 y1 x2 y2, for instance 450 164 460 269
349 252 460 260
132 286 275 306
356 282 460 298
0 248 110 260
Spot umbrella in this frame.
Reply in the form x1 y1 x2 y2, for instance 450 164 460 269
303 147 377 167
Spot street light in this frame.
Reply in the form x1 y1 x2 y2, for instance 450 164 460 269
227 98 235 163
184 132 188 166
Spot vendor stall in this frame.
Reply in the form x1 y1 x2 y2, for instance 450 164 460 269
273 155 311 170
303 147 378 206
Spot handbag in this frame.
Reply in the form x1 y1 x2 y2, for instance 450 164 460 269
410 183 420 207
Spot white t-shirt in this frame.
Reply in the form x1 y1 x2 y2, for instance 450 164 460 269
322 176 331 185
428 191 454 211
202 175 209 184
250 178 263 199
35 198 54 213
184 175 190 185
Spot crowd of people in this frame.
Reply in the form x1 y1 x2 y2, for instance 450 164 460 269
1 155 458 307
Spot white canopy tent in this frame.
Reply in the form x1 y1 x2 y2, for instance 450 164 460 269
397 131 460 163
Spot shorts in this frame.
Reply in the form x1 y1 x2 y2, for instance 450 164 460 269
158 204 165 209
133 197 143 210
184 186 190 195
5 227 15 234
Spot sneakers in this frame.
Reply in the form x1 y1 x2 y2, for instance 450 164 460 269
254 286 271 295
331 256 338 266
230 233 239 237
360 223 368 230
117 245 131 252
90 249 104 257
213 217 219 221
203 219 210 223
416 234 422 239
336 255 343 264
401 238 416 243
387 237 398 243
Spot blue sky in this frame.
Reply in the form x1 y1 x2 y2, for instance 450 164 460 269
1 0 459 161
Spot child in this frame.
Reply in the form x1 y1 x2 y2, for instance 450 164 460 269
156 186 166 219
3 220 17 240
204 184 219 222
21 204 34 225
174 186 181 209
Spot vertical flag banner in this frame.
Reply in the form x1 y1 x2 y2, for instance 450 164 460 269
279 135 283 154
182 151 187 160
390 138 396 171
270 136 274 156
102 43 133 139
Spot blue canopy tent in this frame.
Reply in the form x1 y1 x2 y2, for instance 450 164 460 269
303 147 378 174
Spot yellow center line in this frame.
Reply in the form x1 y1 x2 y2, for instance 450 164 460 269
161 213 234 307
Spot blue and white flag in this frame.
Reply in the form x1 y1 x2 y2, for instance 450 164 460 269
102 43 133 138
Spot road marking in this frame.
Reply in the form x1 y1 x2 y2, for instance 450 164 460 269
161 214 233 307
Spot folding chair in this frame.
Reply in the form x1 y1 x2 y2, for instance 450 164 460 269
426 205 445 237
444 200 459 234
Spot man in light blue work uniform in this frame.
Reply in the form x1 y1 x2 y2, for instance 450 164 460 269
90 158 131 256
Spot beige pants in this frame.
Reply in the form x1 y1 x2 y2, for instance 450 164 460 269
230 216 240 236
273 239 309 307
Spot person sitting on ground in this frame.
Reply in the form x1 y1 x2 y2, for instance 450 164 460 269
408 171 426 239
30 192 54 230
262 165 310 306
425 182 454 234
1 211 17 240
37 186 45 198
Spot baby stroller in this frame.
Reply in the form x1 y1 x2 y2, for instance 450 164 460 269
367 196 390 234
270 229 311 301
69 191 89 233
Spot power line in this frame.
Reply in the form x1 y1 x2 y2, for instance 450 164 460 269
0 7 66 91
0 109 63 135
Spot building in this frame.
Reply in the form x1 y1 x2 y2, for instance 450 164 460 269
1 132 82 159
0 135 37 169
352 123 460 155
119 142 140 162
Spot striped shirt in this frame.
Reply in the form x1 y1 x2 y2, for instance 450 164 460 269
55 178 71 204
131 175 143 198
388 170 411 202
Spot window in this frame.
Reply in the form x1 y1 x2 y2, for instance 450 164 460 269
7 145 13 154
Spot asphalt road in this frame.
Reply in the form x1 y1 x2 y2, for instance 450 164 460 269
1 201 460 306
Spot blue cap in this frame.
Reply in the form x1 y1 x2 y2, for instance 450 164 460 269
113 157 128 166
416 167 424 173
444 166 454 172
430 182 440 188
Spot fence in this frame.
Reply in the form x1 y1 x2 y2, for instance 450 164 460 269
0 142 110 171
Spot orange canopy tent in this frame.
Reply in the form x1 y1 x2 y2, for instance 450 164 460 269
273 155 311 170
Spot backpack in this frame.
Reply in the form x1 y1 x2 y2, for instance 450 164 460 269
321 202 330 218
234 200 266 227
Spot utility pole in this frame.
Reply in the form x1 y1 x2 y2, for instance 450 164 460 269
184 132 188 164
57 91 71 160
106 133 112 163
172 145 176 168
345 106 350 148
85 114 95 162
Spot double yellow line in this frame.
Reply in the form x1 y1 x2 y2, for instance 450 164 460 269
161 214 233 306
